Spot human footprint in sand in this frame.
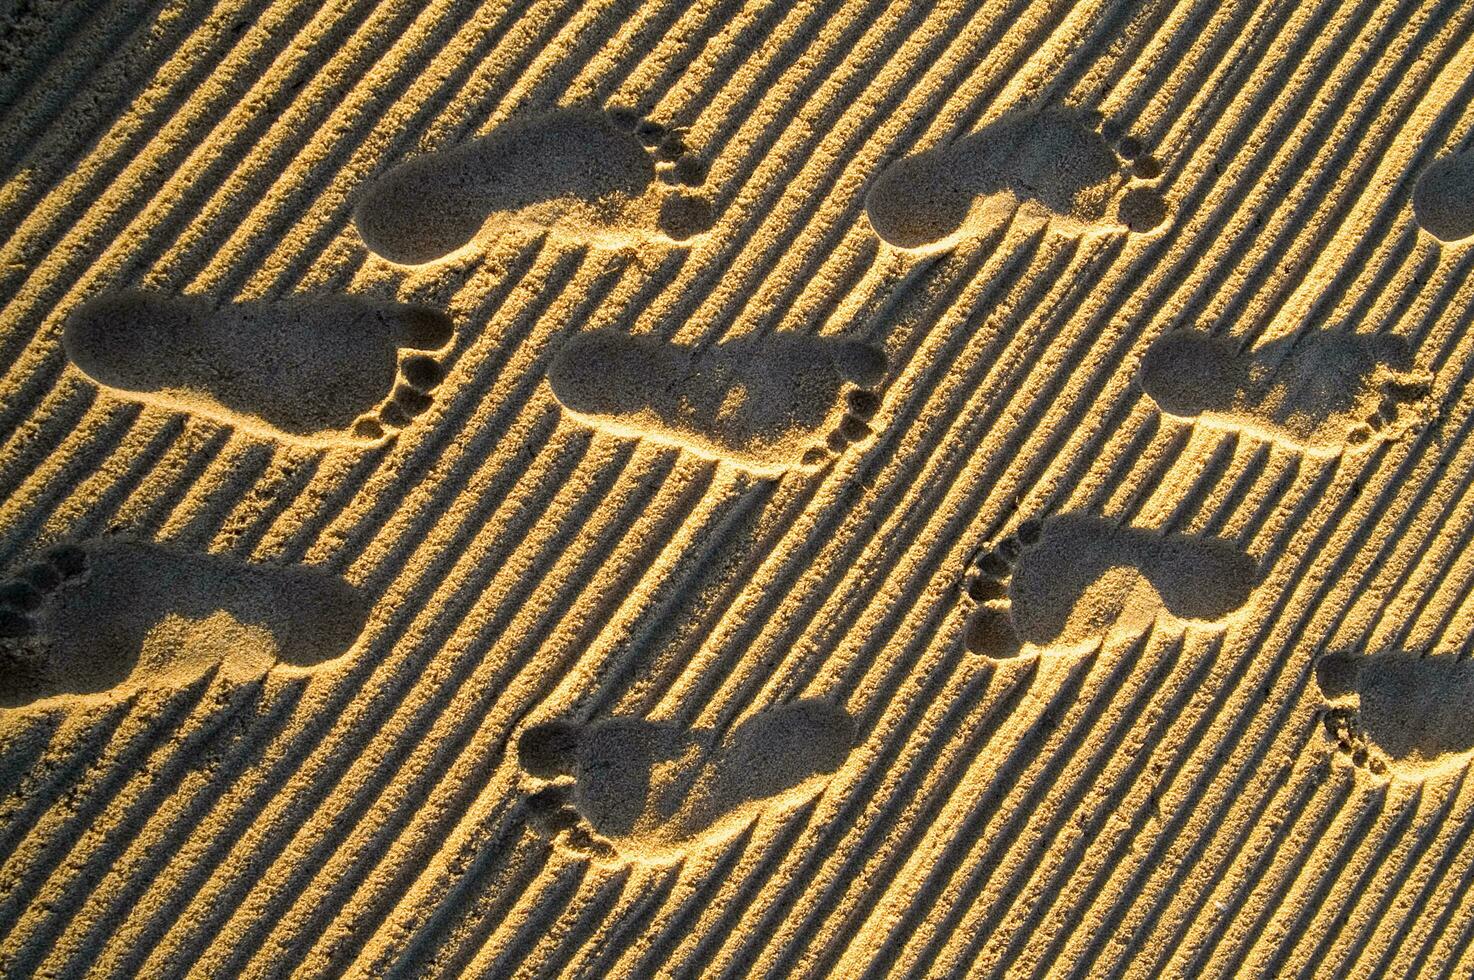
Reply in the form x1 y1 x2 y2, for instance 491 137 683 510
517 700 855 861
1138 329 1433 456
865 107 1168 252
64 290 453 446
960 514 1256 659
354 107 716 265
1413 144 1474 244
1317 651 1474 780
0 539 369 710
546 330 887 476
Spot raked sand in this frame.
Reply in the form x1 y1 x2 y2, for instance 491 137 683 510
2 0 1474 976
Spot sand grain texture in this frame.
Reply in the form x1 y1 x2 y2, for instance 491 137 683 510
3 0 1474 977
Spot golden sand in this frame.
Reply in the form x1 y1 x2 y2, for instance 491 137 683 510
2 0 1474 975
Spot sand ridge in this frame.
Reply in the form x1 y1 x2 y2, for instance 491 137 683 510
2 0 1474 976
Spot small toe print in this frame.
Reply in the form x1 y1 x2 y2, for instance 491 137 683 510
839 415 871 442
352 416 387 440
0 582 42 611
966 605 1022 658
847 389 881 419
659 193 715 241
656 134 687 162
825 429 849 453
1118 187 1168 233
400 354 443 391
49 546 88 578
23 564 62 592
1132 155 1162 179
674 156 708 186
378 402 413 429
635 119 664 147
400 307 454 349
978 551 1012 579
1116 134 1143 159
967 576 1007 601
0 609 31 638
393 385 434 417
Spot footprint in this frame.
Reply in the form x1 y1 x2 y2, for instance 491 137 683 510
959 514 1256 659
864 108 1169 252
353 107 716 265
1316 652 1474 780
1412 146 1474 244
1138 330 1434 456
545 330 887 477
0 539 370 710
63 290 452 446
516 700 854 862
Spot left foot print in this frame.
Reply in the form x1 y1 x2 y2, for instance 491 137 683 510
865 107 1168 253
1413 145 1474 244
0 539 370 711
517 700 855 862
546 330 886 477
1316 651 1474 780
64 291 453 447
959 515 1256 659
1138 330 1433 456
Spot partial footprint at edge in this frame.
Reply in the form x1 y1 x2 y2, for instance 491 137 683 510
546 330 887 477
353 107 716 265
865 108 1169 253
960 514 1256 660
0 539 370 710
1139 329 1434 456
516 700 855 862
1413 145 1474 244
1316 651 1474 780
63 290 452 446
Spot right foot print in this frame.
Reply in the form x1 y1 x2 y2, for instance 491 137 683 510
1413 145 1474 243
545 330 887 477
1138 330 1434 455
64 291 453 447
865 107 1168 253
353 107 716 265
0 539 370 710
960 515 1256 659
516 700 855 862
1316 651 1474 780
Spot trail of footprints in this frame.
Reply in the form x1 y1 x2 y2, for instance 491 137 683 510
13 96 1469 881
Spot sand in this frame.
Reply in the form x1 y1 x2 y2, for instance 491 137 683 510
1 0 1473 976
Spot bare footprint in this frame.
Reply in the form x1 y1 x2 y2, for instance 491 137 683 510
865 108 1168 252
0 539 369 711
353 107 715 265
1139 330 1433 456
960 514 1255 659
546 330 887 477
517 700 854 862
1316 652 1474 780
1412 145 1474 244
63 290 452 446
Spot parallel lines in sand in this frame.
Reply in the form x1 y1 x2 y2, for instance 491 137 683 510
3 0 1474 974
293 0 1090 960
